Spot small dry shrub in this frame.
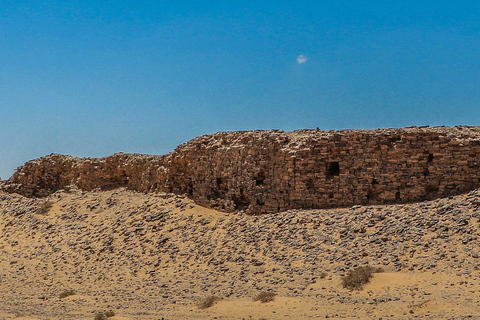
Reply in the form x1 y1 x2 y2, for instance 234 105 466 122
253 291 276 303
94 313 106 320
409 299 430 310
341 266 383 290
37 200 53 215
319 272 328 279
197 295 222 309
58 289 75 299
94 311 114 320
104 310 115 317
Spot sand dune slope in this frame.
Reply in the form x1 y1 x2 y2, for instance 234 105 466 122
0 187 479 319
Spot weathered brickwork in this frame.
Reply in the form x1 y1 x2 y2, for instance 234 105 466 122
4 126 480 214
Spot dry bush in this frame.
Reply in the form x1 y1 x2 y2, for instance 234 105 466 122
409 299 430 310
37 200 53 215
94 313 106 320
197 295 222 309
58 289 75 299
341 266 383 290
94 311 115 320
104 310 115 317
253 291 276 303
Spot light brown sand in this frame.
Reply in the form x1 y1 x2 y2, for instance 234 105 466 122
0 188 479 319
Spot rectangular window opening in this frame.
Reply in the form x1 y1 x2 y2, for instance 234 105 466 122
327 161 340 178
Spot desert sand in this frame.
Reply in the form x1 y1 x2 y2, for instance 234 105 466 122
0 186 479 319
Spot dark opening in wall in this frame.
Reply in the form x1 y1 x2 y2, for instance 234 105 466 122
366 189 373 200
423 168 430 177
425 183 439 193
213 177 228 199
304 178 315 191
388 135 402 143
254 170 266 186
371 178 378 185
387 135 402 150
327 162 340 178
427 153 434 163
187 182 193 197
233 194 250 211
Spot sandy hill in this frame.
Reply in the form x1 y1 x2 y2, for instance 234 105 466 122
0 186 479 319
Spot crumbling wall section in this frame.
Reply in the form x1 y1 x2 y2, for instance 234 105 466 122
4 153 168 197
165 127 480 213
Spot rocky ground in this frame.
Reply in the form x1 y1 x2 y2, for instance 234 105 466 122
0 186 479 319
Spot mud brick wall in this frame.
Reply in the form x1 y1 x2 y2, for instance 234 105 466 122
4 126 480 214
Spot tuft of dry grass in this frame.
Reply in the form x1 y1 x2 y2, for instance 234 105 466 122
197 295 223 309
94 313 106 320
58 289 75 299
341 266 384 290
104 310 115 317
37 200 53 215
409 299 430 310
253 291 276 303
94 310 115 319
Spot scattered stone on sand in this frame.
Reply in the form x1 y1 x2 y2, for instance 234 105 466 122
0 187 479 318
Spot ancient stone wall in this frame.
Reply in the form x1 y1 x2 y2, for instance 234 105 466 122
4 126 480 214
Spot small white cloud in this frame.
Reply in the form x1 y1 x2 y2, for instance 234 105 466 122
297 55 307 64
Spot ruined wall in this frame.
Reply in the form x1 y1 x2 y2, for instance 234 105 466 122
3 153 169 197
4 126 480 214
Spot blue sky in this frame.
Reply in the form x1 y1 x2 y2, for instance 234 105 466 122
1 1 479 179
